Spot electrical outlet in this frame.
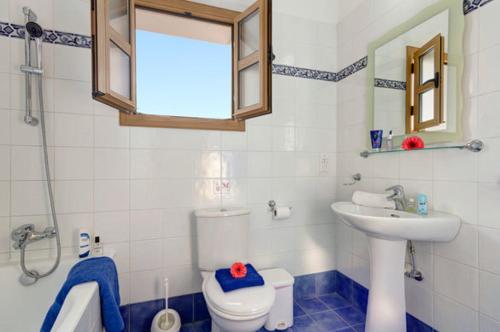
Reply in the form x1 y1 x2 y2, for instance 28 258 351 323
320 153 329 173
213 180 231 196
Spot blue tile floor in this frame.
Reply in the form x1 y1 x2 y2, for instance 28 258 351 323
180 292 366 332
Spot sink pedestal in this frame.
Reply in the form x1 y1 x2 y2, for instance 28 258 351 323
366 237 407 332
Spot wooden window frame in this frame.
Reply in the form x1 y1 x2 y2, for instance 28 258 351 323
405 34 445 133
92 0 272 132
92 0 137 112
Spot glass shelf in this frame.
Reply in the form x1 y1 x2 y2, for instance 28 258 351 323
360 139 484 158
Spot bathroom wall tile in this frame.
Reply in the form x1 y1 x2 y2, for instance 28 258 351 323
11 146 54 180
433 294 478 332
53 79 92 115
94 211 130 244
162 237 193 267
477 183 500 229
129 269 165 304
433 181 477 225
0 181 10 217
0 217 10 253
480 314 500 332
479 271 500 322
53 0 91 35
130 209 162 241
54 113 93 147
94 180 130 212
476 138 500 183
247 125 272 151
0 73 9 109
477 92 500 139
434 256 479 310
405 282 433 328
221 151 248 178
54 180 93 214
221 131 247 151
433 149 476 182
10 109 54 146
478 226 500 274
0 146 10 181
54 147 93 180
434 223 478 267
0 110 10 144
11 181 50 216
162 208 193 238
53 44 91 82
478 45 500 95
130 240 163 272
94 116 130 148
479 0 500 50
94 148 129 180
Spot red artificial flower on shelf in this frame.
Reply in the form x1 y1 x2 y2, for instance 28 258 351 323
401 136 425 150
230 262 247 279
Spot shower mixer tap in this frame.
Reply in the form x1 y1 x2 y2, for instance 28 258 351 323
11 224 57 250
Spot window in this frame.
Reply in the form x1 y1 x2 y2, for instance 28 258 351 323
405 34 445 133
91 0 272 131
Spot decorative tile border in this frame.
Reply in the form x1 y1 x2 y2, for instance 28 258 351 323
0 21 92 48
464 0 496 14
272 64 338 82
374 78 407 90
1 0 494 82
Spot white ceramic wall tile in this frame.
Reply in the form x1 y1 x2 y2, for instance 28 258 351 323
478 226 500 274
130 239 163 272
94 211 130 244
54 113 93 147
480 314 500 332
53 79 92 115
479 0 500 51
94 148 129 180
11 181 50 216
433 294 478 332
0 181 10 217
54 147 93 180
479 271 500 322
94 180 130 212
434 255 479 310
54 180 93 214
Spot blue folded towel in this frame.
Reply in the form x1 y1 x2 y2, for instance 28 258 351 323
41 256 124 332
215 264 264 292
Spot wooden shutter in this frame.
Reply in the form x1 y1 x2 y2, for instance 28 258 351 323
412 34 444 132
92 0 136 113
233 0 272 120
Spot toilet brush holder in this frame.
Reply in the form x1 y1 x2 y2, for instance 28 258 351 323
150 309 180 332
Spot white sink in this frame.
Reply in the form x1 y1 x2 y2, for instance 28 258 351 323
331 201 461 332
331 202 460 242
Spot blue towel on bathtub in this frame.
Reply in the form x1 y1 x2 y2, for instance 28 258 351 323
41 256 124 332
215 264 264 292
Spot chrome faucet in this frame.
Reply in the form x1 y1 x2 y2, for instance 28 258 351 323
11 224 57 250
386 185 407 211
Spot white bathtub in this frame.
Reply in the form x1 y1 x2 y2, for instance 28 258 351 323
0 253 114 332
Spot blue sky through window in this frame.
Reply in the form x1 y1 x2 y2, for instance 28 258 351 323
136 29 232 119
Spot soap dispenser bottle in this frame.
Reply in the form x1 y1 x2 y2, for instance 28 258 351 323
386 130 394 150
417 194 428 216
92 236 103 256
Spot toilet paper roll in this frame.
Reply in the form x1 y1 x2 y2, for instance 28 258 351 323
273 206 291 220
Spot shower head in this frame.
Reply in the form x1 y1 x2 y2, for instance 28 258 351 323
26 21 44 39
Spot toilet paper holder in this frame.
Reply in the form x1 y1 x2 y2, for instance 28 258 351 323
268 200 292 212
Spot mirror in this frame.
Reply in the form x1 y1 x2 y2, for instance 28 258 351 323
367 0 464 146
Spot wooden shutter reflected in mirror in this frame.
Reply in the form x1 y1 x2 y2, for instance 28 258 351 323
92 0 136 113
233 0 272 120
407 34 444 132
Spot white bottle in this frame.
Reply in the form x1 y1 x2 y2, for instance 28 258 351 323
79 229 91 258
387 130 394 150
92 236 103 256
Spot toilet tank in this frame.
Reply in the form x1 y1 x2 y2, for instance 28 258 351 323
195 207 250 271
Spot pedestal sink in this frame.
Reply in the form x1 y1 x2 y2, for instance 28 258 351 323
331 202 460 332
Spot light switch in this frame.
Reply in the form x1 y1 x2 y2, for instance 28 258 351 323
320 153 329 173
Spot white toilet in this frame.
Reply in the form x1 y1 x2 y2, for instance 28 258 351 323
195 207 294 332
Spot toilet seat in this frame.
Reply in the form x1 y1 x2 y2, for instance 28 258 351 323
203 273 275 319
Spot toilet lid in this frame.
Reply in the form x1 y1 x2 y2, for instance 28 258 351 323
203 273 275 317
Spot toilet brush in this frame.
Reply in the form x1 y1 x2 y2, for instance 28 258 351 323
150 278 181 332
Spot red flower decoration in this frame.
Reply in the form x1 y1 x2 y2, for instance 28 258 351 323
401 136 425 150
230 262 247 279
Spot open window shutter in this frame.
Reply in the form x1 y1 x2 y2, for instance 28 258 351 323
92 0 136 113
233 0 272 120
413 34 444 132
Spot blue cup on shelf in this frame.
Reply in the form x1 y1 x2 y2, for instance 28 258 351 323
370 130 383 150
